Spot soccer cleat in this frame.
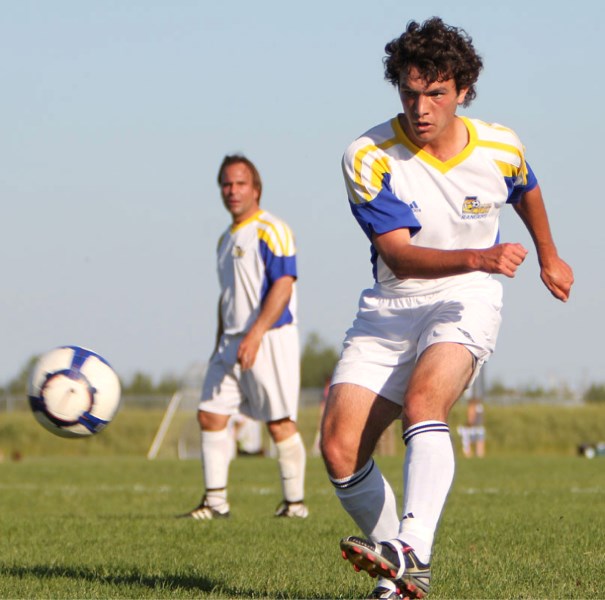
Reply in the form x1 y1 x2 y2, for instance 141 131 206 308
340 536 431 599
274 500 309 518
367 584 403 599
177 496 230 520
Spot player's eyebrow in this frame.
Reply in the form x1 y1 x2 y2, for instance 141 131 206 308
400 83 449 95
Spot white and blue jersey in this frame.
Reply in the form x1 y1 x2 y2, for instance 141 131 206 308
217 209 297 335
342 115 538 296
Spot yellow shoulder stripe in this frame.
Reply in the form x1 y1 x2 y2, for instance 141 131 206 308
477 139 523 160
257 218 295 256
350 138 396 203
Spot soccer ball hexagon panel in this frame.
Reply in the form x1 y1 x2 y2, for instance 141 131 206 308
28 346 121 438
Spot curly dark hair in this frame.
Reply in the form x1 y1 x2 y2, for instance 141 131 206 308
383 17 483 107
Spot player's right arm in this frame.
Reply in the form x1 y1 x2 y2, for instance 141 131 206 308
373 227 528 279
512 184 574 302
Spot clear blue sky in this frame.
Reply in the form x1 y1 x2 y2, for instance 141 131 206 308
2 0 603 391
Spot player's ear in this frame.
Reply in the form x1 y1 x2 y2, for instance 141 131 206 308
457 87 469 106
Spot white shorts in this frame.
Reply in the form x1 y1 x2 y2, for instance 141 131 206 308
331 278 503 405
199 324 300 422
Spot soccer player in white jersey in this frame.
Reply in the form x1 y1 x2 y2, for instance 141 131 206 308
181 154 308 520
320 18 573 599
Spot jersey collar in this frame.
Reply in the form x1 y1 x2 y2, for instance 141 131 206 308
230 209 264 233
391 115 477 174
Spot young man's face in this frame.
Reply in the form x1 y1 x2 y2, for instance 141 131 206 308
220 163 260 224
398 66 468 147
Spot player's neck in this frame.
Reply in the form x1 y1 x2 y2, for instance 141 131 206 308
231 207 261 227
403 115 469 162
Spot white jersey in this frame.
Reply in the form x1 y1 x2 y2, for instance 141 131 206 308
217 209 297 335
342 115 538 296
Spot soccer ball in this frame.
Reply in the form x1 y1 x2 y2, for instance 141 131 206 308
28 345 121 438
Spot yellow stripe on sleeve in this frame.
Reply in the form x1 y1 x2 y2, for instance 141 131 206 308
369 155 391 196
257 218 295 257
352 145 377 202
477 139 523 161
345 175 363 205
494 160 519 178
349 143 392 203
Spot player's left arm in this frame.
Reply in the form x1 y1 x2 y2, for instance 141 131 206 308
237 275 295 370
513 184 574 302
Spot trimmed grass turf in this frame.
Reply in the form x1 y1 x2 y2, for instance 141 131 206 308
0 454 604 598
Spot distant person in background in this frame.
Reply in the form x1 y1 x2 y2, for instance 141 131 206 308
458 396 485 458
320 17 574 599
180 154 307 520
228 413 265 457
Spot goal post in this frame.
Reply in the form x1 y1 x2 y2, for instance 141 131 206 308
146 391 183 460
146 362 206 460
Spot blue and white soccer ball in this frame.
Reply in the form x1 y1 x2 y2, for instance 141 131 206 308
28 345 121 438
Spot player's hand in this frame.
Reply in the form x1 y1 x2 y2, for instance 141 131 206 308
237 331 262 371
540 256 574 302
479 243 528 277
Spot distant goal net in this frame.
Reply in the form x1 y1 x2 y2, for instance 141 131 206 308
146 362 265 460
147 363 206 460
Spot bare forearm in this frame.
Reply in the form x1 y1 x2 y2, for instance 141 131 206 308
513 185 574 301
249 276 294 336
237 276 294 370
513 185 558 264
374 229 527 280
384 245 479 279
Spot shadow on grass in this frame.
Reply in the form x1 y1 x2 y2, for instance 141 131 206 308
0 564 333 598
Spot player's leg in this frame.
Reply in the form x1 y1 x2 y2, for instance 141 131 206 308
179 340 240 520
321 383 401 534
322 383 403 597
339 281 502 596
194 409 233 517
244 325 308 517
475 426 486 457
458 425 472 458
266 417 308 517
326 289 427 597
398 342 474 559
339 343 473 598
178 408 233 519
321 383 401 478
321 384 401 538
395 280 501 565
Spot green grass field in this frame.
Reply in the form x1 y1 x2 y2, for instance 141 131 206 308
3 402 605 459
1 452 604 599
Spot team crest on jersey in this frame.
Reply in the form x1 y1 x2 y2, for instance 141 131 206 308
232 245 245 258
461 196 491 219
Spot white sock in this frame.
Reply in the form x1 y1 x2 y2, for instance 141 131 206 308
331 459 399 542
201 428 233 505
205 488 228 508
399 421 454 563
275 432 306 503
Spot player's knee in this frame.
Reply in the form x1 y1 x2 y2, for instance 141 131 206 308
267 417 297 442
403 389 450 425
319 428 361 478
198 410 229 431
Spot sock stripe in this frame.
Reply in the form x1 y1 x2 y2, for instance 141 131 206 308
403 421 449 446
329 459 375 490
